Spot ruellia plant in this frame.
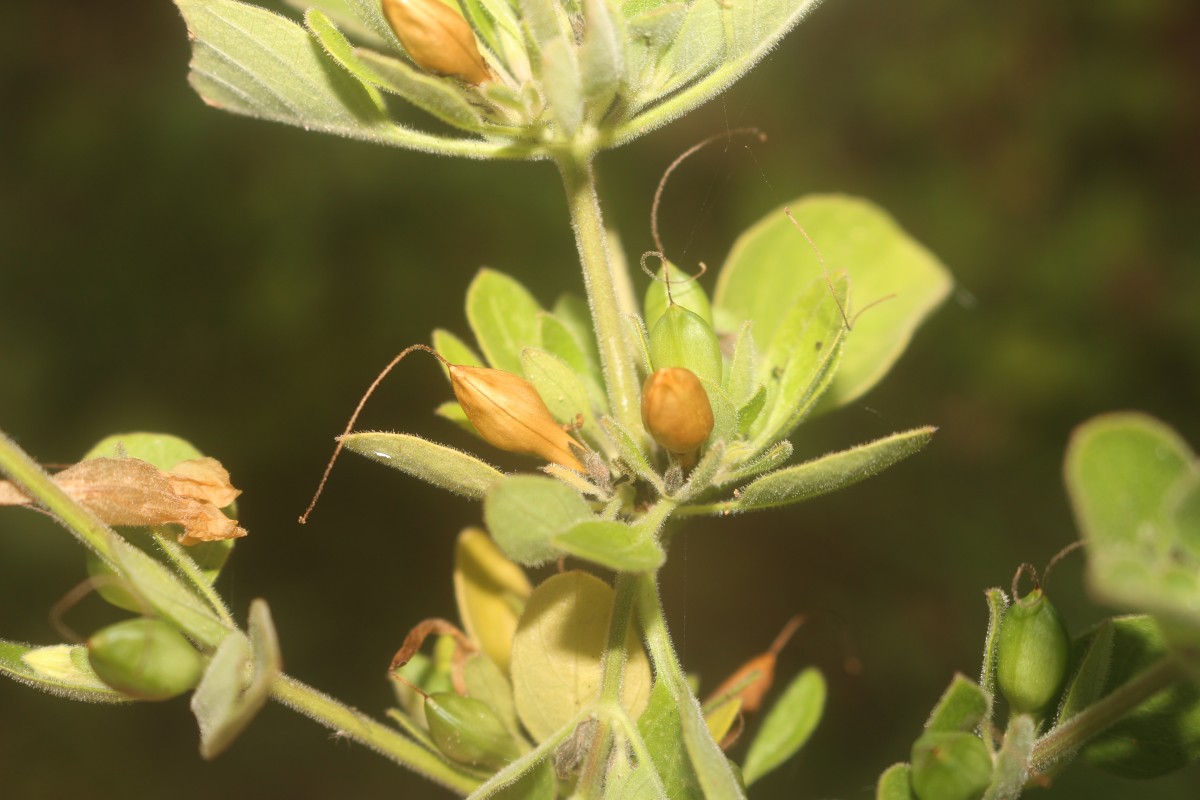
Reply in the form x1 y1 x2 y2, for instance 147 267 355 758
1 1 1197 799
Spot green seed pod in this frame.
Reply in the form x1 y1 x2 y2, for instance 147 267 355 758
910 731 993 800
648 304 723 386
87 618 205 701
996 588 1070 717
425 692 520 770
643 264 713 331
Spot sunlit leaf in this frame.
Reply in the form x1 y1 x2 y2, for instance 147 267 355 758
0 640 129 703
510 571 652 742
454 528 531 673
715 196 951 411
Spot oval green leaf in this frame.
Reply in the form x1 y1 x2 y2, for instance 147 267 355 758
743 667 825 786
714 195 951 411
510 571 652 742
484 476 592 566
551 519 665 572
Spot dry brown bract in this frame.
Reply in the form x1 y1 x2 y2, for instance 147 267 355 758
0 457 246 545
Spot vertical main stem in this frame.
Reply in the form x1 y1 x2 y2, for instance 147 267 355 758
555 152 644 438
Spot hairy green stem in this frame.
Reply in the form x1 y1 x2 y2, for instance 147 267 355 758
0 430 115 562
1031 656 1183 770
577 572 639 797
555 152 644 439
271 673 480 795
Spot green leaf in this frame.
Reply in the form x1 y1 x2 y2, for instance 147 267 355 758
434 400 480 437
743 667 825 785
552 293 603 372
510 571 651 742
551 519 665 571
1081 615 1200 778
713 440 792 488
108 535 231 648
344 0 405 49
350 48 487 131
1058 618 1115 723
191 599 281 759
876 763 916 800
463 652 522 740
925 674 990 734
747 277 848 448
520 348 605 451
539 312 606 411
580 0 626 115
467 268 544 374
637 679 704 799
433 328 486 372
1066 413 1200 631
0 640 129 703
699 377 739 448
732 427 936 512
714 196 951 410
726 321 757 406
284 0 386 45
174 0 518 158
484 475 592 565
623 4 687 96
736 384 767 436
982 715 1034 800
602 416 664 492
306 7 487 131
680 689 746 799
540 38 584 135
619 0 823 142
341 431 504 499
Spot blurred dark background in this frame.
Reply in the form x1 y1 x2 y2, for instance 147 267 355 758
2 0 1198 797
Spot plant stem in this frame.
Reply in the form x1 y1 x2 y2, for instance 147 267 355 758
0 430 115 561
1031 656 1183 770
554 151 644 439
270 672 480 796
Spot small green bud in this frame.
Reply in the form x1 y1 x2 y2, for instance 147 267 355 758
425 692 520 769
87 618 205 701
643 264 713 331
910 731 993 800
648 304 723 386
996 588 1070 717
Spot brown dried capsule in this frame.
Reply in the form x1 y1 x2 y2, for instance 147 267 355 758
381 0 492 85
450 364 586 472
641 367 714 459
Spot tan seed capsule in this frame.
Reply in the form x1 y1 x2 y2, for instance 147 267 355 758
381 0 492 85
641 367 714 457
450 365 586 471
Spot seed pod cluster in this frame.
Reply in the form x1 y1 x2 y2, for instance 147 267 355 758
450 364 587 471
995 586 1070 717
87 618 205 701
381 0 491 84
